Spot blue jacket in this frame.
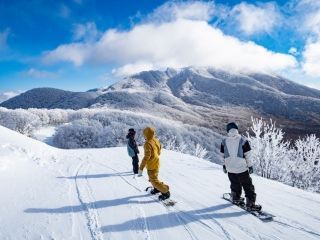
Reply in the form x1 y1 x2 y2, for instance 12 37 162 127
126 135 139 157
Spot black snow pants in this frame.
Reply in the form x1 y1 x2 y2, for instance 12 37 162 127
228 171 256 201
132 154 139 174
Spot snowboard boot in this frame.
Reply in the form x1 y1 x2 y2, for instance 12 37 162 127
158 191 170 201
150 188 160 195
231 191 244 205
246 197 262 211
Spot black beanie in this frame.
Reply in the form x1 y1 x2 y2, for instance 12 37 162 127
128 128 136 134
226 122 238 132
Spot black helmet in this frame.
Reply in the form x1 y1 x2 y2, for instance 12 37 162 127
128 128 136 134
226 122 238 132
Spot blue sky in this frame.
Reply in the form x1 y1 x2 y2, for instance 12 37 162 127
0 0 320 94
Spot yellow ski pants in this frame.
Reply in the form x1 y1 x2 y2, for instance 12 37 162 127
147 169 169 193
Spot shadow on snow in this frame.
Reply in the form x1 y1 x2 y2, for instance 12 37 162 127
25 170 246 232
56 171 133 179
25 196 245 232
99 203 245 232
24 194 156 214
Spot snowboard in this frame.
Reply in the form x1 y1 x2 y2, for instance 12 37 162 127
145 187 177 207
223 193 273 221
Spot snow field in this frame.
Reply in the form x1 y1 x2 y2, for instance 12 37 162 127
0 126 320 240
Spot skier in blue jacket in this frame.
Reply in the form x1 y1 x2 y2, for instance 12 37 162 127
126 128 140 174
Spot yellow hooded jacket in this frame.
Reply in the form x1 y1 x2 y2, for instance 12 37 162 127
139 127 161 171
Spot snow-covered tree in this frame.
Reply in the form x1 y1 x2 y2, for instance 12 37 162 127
28 108 50 125
194 143 208 159
53 119 105 149
247 117 290 180
46 109 69 125
161 135 187 153
290 135 320 190
0 108 41 135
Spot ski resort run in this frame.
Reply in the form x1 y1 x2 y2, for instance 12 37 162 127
0 125 320 240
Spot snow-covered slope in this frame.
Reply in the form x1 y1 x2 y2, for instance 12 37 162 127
1 125 320 240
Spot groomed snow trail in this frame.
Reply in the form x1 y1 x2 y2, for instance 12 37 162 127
73 161 104 240
1 126 320 240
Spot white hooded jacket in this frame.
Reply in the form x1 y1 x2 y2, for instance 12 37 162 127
221 129 253 174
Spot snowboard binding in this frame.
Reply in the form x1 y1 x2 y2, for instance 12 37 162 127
158 191 170 201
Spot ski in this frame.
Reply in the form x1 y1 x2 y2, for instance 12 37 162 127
145 186 177 207
223 193 273 221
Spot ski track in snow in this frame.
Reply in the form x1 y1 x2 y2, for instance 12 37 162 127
273 218 320 238
95 161 232 240
165 208 199 240
175 208 233 240
74 160 104 240
92 160 152 240
90 159 320 240
94 161 199 240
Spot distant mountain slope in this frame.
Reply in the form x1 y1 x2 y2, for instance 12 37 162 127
0 88 100 109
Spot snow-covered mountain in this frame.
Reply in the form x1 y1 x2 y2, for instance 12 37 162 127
2 67 320 136
99 67 320 137
1 125 320 239
0 88 100 109
106 67 320 122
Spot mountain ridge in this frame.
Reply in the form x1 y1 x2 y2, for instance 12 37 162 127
1 67 320 137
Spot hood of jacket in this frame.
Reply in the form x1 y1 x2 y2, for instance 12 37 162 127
143 127 155 140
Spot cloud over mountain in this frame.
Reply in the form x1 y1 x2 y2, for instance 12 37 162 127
43 13 296 76
230 2 282 35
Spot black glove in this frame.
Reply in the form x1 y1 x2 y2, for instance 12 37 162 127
223 165 227 174
248 166 253 174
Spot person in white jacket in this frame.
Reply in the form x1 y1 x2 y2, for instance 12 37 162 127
221 122 260 210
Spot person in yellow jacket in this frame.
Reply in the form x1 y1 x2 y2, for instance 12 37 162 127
138 127 170 200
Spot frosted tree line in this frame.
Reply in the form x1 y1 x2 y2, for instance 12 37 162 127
247 117 320 192
0 107 218 159
0 107 319 192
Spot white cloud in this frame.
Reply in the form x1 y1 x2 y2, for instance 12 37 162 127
302 42 320 77
281 65 320 90
288 47 298 56
43 43 91 66
43 18 296 76
304 11 320 39
306 82 320 90
112 62 154 77
230 2 282 35
72 22 100 42
148 1 216 22
26 68 56 79
3 91 22 98
0 91 23 103
287 0 320 44
293 0 320 77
